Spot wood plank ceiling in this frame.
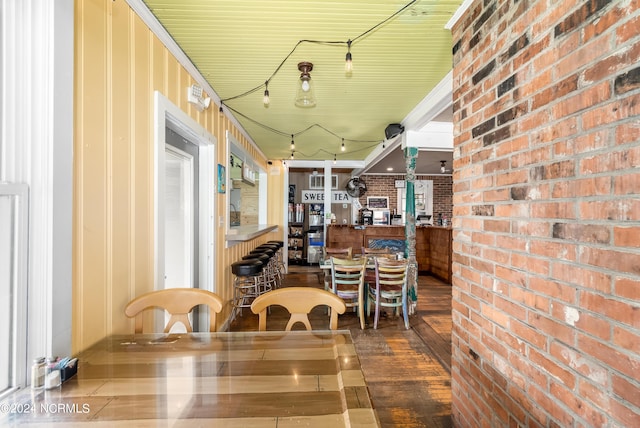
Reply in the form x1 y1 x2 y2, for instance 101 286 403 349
142 0 462 166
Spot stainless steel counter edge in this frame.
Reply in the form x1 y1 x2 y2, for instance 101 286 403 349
226 224 278 242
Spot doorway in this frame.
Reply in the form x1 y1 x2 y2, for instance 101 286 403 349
154 91 216 333
164 130 199 292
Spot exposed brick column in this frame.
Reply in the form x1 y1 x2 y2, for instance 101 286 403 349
450 0 640 426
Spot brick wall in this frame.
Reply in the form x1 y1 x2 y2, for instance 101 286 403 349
359 174 453 219
451 1 640 427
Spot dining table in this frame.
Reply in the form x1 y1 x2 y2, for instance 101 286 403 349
0 331 379 427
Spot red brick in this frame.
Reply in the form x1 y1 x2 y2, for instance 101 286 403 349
529 276 578 305
617 14 640 44
551 262 612 293
551 176 611 199
615 276 640 300
578 333 640 383
550 341 609 386
451 0 640 425
551 81 611 119
609 398 640 428
580 244 640 275
529 239 576 262
531 201 576 219
550 380 607 427
553 129 610 156
614 173 640 196
614 226 640 247
582 93 640 129
580 199 640 221
580 291 639 329
529 312 576 345
613 325 640 354
612 374 640 408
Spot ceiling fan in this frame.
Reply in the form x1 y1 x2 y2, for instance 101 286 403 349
345 177 367 198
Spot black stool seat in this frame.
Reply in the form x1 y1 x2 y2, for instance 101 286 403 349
232 260 263 276
256 244 279 251
250 248 275 257
243 253 270 264
267 240 284 248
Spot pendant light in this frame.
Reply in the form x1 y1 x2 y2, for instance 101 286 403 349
263 81 270 107
295 62 316 107
345 40 353 73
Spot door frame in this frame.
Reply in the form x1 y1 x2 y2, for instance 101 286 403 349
163 143 195 292
153 92 216 330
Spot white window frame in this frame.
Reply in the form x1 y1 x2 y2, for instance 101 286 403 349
309 174 338 190
0 184 29 397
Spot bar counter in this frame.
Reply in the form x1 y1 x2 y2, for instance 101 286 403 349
1 331 379 426
326 224 452 283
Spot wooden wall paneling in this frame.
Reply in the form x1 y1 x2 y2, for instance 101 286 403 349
74 0 109 351
109 0 133 335
131 10 152 307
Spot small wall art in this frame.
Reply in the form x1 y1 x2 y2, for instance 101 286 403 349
217 164 226 193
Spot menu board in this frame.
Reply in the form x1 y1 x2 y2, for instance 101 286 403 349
367 196 389 209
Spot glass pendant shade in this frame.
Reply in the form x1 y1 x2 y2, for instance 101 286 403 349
295 62 316 108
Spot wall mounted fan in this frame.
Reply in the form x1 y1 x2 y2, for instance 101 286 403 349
345 177 367 198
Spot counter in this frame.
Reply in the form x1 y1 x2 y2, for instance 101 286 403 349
325 224 452 283
226 224 278 242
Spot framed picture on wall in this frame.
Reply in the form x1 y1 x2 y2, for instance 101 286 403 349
217 164 226 193
367 196 389 209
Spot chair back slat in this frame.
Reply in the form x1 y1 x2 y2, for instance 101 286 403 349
125 288 224 333
250 287 346 331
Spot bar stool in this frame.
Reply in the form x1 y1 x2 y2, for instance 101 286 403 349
267 240 286 279
249 247 279 290
258 243 284 285
242 253 273 294
231 259 264 320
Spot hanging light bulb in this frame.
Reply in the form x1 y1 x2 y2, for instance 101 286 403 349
290 135 295 150
333 154 337 165
341 138 346 152
345 39 353 73
382 140 386 149
295 62 316 107
440 160 446 173
263 81 270 107
291 151 295 160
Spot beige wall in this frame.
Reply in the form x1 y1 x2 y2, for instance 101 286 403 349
73 0 284 353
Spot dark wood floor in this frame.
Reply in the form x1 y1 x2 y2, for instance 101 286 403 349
229 265 453 428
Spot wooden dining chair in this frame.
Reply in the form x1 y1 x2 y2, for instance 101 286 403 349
366 257 410 329
324 246 352 258
124 288 224 333
361 247 392 284
322 247 353 291
330 256 367 329
250 287 346 331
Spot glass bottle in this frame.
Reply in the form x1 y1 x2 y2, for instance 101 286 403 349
31 357 45 389
44 357 61 389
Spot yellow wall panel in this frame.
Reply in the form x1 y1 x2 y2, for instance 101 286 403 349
74 0 109 350
74 0 284 353
109 0 133 334
131 12 153 305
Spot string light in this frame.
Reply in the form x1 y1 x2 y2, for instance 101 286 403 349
219 0 417 107
263 81 270 107
290 135 295 150
333 154 337 164
214 0 420 162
